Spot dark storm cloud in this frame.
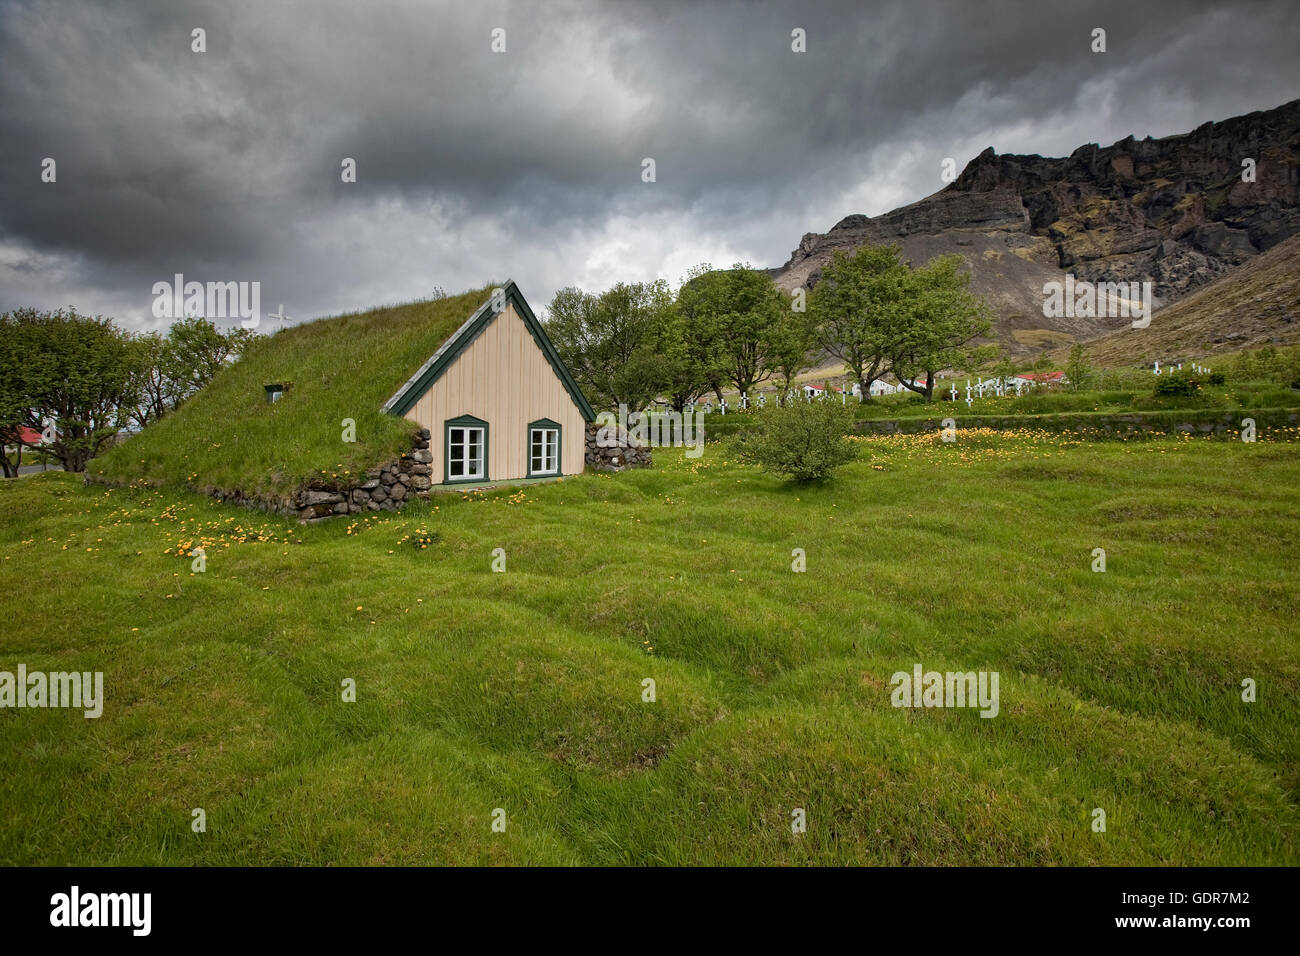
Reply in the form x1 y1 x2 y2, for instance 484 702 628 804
1 0 1298 328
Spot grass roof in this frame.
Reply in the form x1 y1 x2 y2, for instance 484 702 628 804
90 286 496 499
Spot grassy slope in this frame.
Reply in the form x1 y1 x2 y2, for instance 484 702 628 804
3 432 1298 865
89 286 495 499
1065 233 1300 365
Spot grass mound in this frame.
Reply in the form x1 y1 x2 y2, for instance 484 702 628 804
4 429 1298 865
89 286 495 498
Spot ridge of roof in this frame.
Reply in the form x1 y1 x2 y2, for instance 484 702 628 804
381 280 595 422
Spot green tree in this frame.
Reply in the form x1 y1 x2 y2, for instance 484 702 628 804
810 244 909 401
1064 343 1093 393
0 314 37 477
545 280 673 411
713 265 783 398
126 317 254 428
767 288 819 397
887 255 992 401
666 264 729 409
673 264 784 403
0 307 146 472
166 316 255 407
128 332 173 427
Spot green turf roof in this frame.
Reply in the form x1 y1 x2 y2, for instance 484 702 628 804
89 286 500 498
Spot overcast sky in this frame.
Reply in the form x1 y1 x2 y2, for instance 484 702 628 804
2 0 1298 332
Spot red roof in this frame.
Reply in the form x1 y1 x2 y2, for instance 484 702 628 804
1017 371 1064 382
3 425 43 445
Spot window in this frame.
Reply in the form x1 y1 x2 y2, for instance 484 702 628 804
444 416 488 483
527 419 561 477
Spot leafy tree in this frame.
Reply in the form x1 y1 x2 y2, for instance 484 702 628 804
809 244 909 401
124 317 254 428
166 316 255 407
1064 343 1094 392
711 265 783 398
665 265 729 409
129 332 174 427
673 264 784 403
0 307 146 472
730 396 859 482
545 280 673 411
886 254 992 401
767 288 819 396
0 315 37 477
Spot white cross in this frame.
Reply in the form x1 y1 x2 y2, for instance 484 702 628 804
269 304 291 324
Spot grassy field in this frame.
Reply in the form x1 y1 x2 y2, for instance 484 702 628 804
3 430 1298 865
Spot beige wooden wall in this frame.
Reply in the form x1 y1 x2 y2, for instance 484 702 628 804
403 302 587 484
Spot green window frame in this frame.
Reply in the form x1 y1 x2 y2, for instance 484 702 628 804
526 418 562 478
444 414 489 484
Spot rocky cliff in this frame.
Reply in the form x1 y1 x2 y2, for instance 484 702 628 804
1054 232 1300 366
774 98 1300 354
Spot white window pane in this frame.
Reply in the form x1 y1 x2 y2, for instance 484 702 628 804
529 427 559 474
448 425 486 479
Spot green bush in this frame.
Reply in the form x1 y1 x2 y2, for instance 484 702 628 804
729 397 858 481
1153 370 1201 396
1225 344 1300 388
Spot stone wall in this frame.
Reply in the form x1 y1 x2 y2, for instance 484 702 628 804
91 429 438 524
585 420 652 471
852 407 1300 437
297 428 433 522
92 423 655 523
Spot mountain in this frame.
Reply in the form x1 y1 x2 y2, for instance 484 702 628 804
773 98 1300 356
1057 232 1300 366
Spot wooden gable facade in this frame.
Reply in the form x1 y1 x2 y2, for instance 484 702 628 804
383 282 594 486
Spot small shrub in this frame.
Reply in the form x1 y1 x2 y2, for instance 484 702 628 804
1153 370 1200 396
730 398 858 481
